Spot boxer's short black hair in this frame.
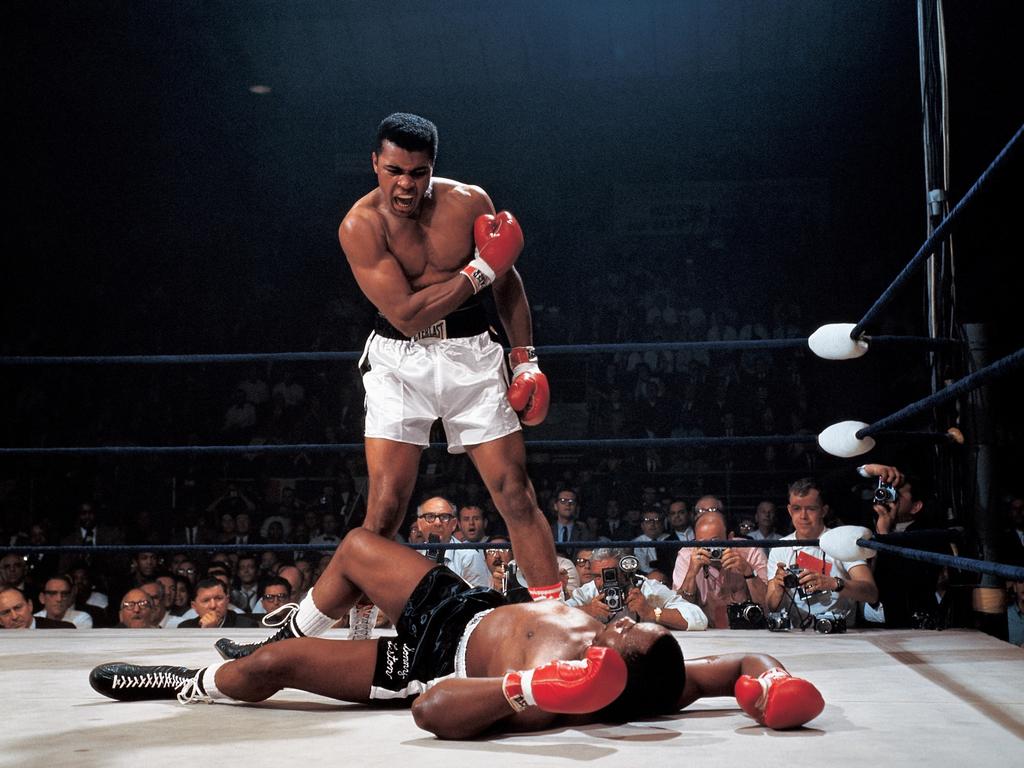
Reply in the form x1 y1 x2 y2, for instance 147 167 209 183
376 112 438 162
600 631 685 721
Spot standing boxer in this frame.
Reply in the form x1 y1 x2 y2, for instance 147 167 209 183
215 113 559 660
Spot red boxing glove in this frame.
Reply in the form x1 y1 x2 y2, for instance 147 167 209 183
461 211 524 294
502 646 627 714
734 667 825 729
507 346 550 426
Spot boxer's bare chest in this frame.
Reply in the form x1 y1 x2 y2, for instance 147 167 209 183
383 199 475 290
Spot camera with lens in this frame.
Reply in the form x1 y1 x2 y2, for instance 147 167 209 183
766 609 791 632
782 565 803 590
813 612 847 634
727 601 766 630
600 555 643 614
873 478 897 505
706 546 725 566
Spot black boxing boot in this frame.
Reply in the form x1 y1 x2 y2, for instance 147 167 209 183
215 601 303 660
90 663 209 703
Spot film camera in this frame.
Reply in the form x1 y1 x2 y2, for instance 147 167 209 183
782 565 803 590
766 608 791 632
727 601 766 630
813 612 847 634
706 547 725 566
873 478 898 504
600 555 643 613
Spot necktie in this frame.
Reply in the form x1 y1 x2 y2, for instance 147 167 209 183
560 526 567 542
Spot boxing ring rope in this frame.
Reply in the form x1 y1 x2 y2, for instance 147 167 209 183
0 335 961 368
4 531 1022 582
850 121 1023 339
0 431 967 458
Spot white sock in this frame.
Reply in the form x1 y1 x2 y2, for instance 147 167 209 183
294 588 337 637
201 661 234 702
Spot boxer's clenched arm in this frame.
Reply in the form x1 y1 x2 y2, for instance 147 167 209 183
339 211 475 338
411 678 558 739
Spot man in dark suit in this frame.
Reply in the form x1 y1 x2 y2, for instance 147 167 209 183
1 587 74 629
58 501 125 574
169 508 217 547
550 488 587 558
177 578 260 629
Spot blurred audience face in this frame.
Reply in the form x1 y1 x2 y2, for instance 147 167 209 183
237 557 258 586
119 588 155 628
1 555 27 588
260 583 292 614
191 583 229 626
39 576 75 620
175 560 199 587
416 497 458 541
458 506 487 543
140 582 166 624
156 575 176 609
0 588 34 628
574 549 596 585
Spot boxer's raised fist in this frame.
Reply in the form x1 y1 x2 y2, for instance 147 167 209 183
502 646 627 714
461 211 523 293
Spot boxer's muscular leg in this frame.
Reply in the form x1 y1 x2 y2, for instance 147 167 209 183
217 638 379 703
311 527 437 620
465 432 559 587
310 438 422 616
361 438 423 537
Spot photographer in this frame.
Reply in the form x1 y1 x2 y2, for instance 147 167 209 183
671 510 769 629
766 478 878 628
866 470 953 628
565 548 707 631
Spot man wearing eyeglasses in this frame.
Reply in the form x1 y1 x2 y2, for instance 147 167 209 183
632 508 669 573
253 578 293 618
550 488 586 558
416 497 491 589
117 587 157 629
1 586 74 629
35 575 93 628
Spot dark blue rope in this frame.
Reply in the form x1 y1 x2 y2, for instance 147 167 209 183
857 346 1024 437
852 122 1024 338
0 435 822 457
0 538 822 556
0 336 962 367
0 429 964 457
858 537 1024 581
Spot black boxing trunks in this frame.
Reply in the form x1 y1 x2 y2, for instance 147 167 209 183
368 566 506 702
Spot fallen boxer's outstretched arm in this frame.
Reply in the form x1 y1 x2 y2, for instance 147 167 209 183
412 647 627 739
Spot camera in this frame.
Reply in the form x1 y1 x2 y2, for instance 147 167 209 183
813 612 847 634
873 478 897 504
727 601 766 630
782 565 803 590
600 555 643 614
766 609 791 632
707 547 725 565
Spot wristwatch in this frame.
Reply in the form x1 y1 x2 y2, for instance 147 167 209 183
833 576 846 593
653 607 663 624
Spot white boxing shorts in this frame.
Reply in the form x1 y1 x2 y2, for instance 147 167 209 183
359 331 521 453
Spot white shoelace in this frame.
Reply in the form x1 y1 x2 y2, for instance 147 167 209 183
112 669 192 691
261 602 299 628
176 670 212 705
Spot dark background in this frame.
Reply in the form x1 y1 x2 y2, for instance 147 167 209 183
3 1 1022 521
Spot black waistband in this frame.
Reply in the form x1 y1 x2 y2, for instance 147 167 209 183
373 299 490 341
